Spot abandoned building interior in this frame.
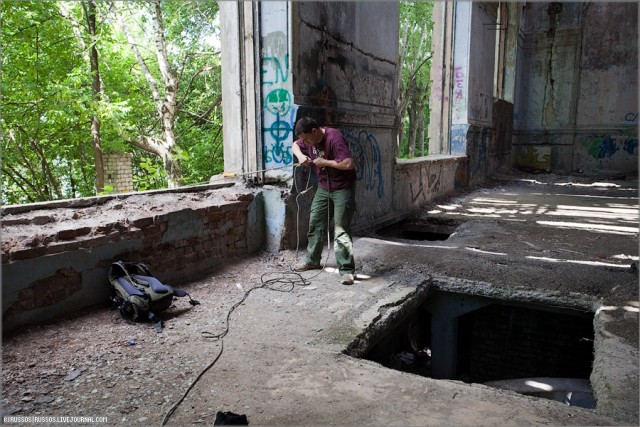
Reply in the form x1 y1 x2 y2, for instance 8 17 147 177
2 1 638 426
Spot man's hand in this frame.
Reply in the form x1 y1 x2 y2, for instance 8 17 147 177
313 157 329 168
292 142 312 166
298 155 312 166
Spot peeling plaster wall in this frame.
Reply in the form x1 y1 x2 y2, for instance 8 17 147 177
513 2 638 174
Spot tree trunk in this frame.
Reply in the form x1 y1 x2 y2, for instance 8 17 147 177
408 89 423 157
417 107 426 155
394 17 410 155
84 0 105 194
151 0 181 188
416 89 427 155
109 0 183 188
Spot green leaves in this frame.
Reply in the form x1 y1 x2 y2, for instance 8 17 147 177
397 1 434 159
133 155 166 191
2 0 223 203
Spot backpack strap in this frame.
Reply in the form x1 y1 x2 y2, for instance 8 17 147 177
130 274 170 294
147 311 163 333
172 288 200 306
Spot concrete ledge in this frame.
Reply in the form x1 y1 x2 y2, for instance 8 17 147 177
1 185 261 333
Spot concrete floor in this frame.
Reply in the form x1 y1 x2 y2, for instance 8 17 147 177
2 171 638 426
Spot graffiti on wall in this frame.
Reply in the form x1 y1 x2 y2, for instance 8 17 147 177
515 146 551 171
343 129 384 198
624 112 638 123
624 138 639 155
580 135 639 159
586 135 617 159
263 108 295 165
262 30 297 167
450 125 467 155
454 66 465 100
262 56 289 85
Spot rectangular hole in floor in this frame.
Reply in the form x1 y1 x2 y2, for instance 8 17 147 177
375 218 461 241
361 291 595 408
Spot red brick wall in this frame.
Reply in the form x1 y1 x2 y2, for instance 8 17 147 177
2 190 258 332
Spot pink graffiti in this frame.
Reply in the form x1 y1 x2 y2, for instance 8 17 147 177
454 66 465 100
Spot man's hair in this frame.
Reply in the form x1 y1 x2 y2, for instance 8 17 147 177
294 117 320 136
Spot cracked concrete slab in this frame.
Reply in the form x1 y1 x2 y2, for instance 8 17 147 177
2 172 638 425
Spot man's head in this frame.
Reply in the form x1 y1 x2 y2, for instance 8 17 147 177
294 117 324 146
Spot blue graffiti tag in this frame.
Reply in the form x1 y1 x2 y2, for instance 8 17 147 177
450 125 467 155
263 139 292 165
597 135 618 159
344 129 384 198
624 138 639 155
263 112 293 165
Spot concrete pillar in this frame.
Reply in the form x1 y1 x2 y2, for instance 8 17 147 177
501 3 521 104
450 3 498 155
424 292 490 379
219 1 260 178
260 1 296 182
428 1 455 155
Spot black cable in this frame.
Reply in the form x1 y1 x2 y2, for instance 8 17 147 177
162 269 311 425
161 339 224 425
261 270 311 292
162 164 330 425
291 162 333 279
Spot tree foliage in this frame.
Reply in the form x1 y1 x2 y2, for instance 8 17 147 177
2 2 95 202
1 0 223 204
396 1 434 158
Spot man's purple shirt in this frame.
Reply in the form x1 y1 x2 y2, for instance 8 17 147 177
295 127 357 191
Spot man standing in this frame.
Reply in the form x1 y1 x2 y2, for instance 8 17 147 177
291 117 357 285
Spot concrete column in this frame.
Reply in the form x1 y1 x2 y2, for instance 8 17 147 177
219 1 260 178
450 3 498 155
428 1 455 155
424 292 490 379
260 1 296 182
501 3 521 104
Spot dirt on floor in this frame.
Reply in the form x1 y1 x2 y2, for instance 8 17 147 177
2 171 639 426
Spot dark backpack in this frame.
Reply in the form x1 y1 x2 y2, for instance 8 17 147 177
108 260 199 332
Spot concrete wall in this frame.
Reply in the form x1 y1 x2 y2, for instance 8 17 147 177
2 186 263 333
392 156 468 225
291 1 429 233
513 2 638 174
